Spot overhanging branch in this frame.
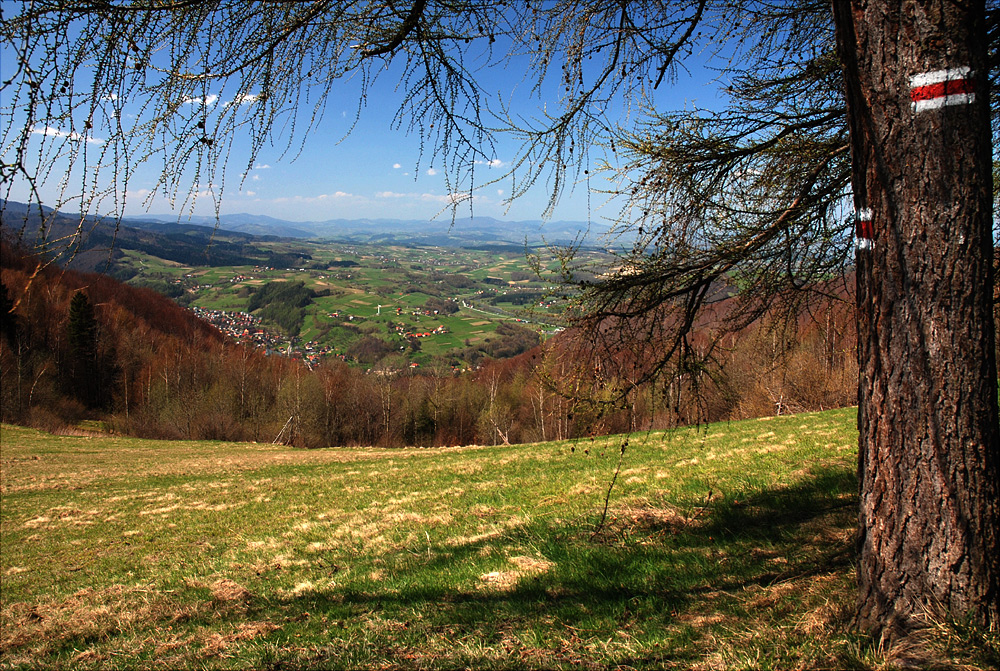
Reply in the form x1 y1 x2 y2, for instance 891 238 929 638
360 0 428 57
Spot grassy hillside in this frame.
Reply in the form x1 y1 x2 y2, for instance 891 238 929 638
1 409 994 669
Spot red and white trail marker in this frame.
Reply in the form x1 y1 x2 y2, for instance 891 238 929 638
856 208 873 251
910 66 975 113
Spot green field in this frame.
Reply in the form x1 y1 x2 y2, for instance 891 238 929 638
1 409 994 669
116 241 577 367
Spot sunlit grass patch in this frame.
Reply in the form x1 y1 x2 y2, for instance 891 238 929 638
0 409 992 669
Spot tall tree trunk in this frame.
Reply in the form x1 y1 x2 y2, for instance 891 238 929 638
833 0 1000 643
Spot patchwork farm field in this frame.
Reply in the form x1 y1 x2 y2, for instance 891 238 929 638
1 409 993 669
115 241 580 368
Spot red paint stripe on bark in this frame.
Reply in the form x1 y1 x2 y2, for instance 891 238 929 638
856 218 873 240
910 78 975 102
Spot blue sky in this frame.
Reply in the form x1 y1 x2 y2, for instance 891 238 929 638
2 26 725 225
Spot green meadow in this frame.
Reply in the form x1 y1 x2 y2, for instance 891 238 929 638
1 409 995 669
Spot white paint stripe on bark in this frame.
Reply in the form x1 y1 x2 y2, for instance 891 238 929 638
909 66 971 87
912 92 976 112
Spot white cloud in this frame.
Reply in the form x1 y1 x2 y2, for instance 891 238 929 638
376 190 471 205
497 189 505 197
183 94 219 106
189 183 217 199
252 174 260 181
245 190 256 197
393 163 402 169
253 163 271 169
476 159 505 168
274 192 359 204
426 168 438 176
421 192 471 204
226 93 260 106
30 125 104 145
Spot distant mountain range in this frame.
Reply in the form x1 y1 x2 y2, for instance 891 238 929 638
1 199 625 273
123 212 620 247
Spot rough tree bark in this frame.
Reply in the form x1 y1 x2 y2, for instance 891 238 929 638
833 0 1000 642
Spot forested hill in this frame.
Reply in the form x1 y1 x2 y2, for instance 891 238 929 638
2 239 858 448
0 200 312 272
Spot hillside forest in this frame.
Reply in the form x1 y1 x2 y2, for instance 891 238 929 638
0 239 864 448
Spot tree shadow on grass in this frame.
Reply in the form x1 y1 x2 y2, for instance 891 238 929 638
701 466 857 541
254 465 858 669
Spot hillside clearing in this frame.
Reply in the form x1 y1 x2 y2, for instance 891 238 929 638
1 409 994 669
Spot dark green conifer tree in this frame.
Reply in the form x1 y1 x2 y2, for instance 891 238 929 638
66 290 100 408
0 282 17 346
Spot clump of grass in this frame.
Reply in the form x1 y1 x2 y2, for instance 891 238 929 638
0 409 993 669
912 612 1000 670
